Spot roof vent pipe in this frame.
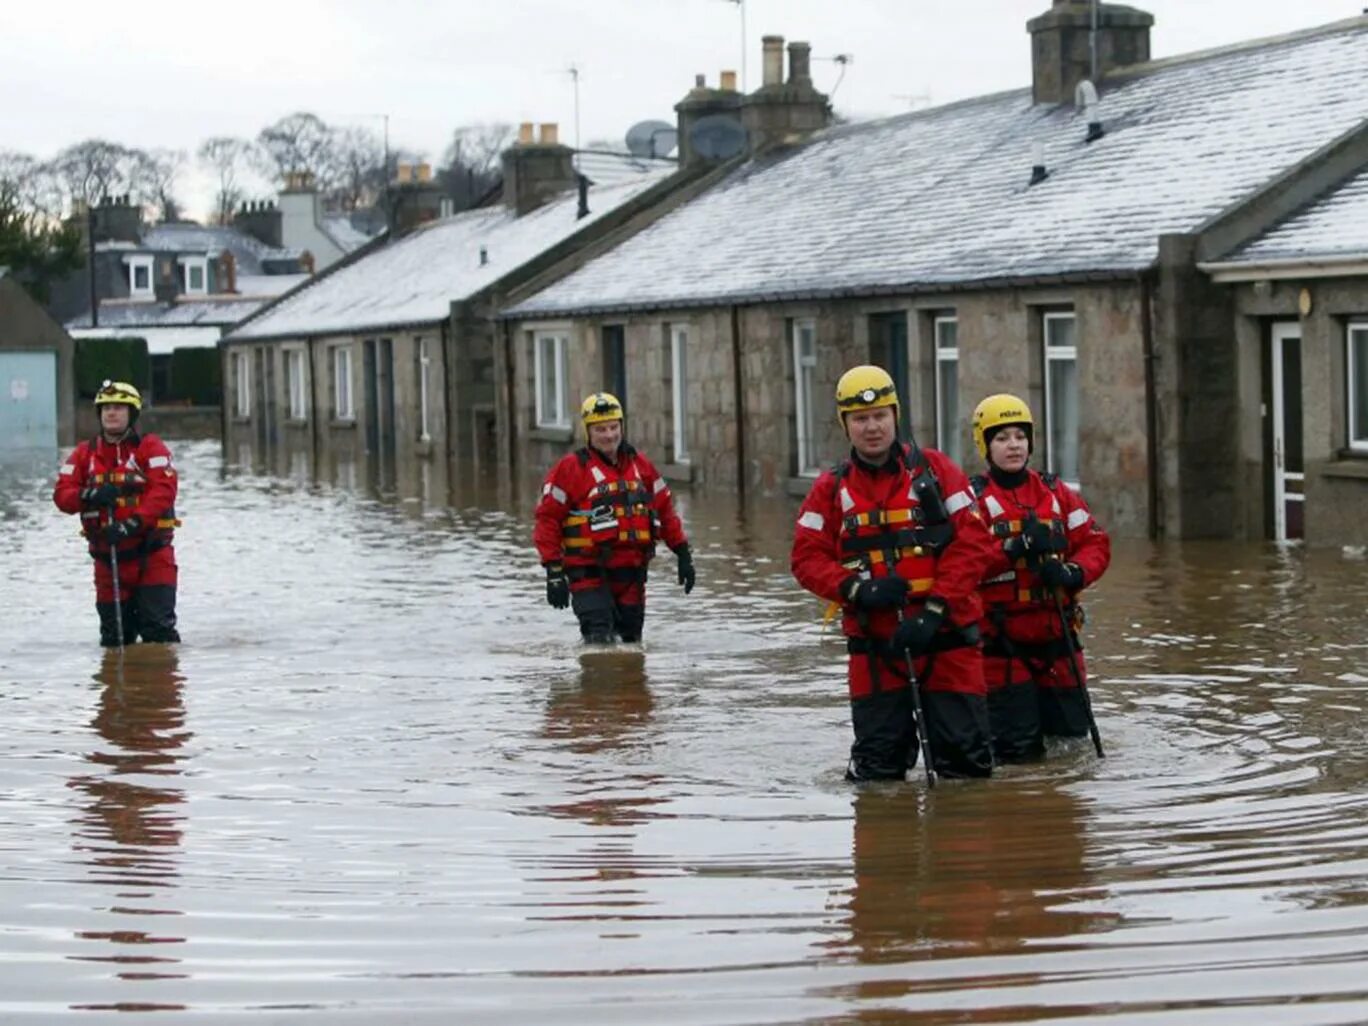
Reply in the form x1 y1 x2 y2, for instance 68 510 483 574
479 245 488 266
1029 141 1049 185
1076 80 1104 142
576 174 590 220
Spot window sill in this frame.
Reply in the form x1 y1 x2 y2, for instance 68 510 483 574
786 474 820 497
660 462 693 484
330 418 357 429
1322 457 1368 481
529 426 574 444
285 417 309 427
231 414 252 424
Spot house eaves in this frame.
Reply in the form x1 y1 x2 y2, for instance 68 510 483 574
1198 256 1368 283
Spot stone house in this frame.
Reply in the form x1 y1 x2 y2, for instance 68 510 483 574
501 4 1368 548
221 132 719 496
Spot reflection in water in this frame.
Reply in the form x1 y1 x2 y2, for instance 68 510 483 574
67 646 190 1010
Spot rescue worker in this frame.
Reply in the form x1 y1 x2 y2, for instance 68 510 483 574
792 366 998 781
969 394 1110 761
53 381 181 646
534 392 694 645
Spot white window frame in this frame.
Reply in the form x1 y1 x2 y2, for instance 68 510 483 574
333 345 354 421
417 335 432 442
1349 323 1368 453
180 256 209 296
534 332 570 428
285 346 307 421
128 256 154 299
233 349 251 418
1043 310 1079 486
793 318 820 476
670 323 690 463
934 314 960 463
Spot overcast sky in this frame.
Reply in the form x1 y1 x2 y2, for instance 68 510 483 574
4 0 1363 220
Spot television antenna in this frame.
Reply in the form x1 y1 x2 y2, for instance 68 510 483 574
717 0 746 91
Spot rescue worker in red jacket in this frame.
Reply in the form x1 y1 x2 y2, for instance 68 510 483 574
53 381 181 647
969 394 1110 761
534 392 694 645
792 366 998 781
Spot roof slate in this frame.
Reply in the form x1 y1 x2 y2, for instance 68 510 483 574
227 171 673 341
130 224 301 274
1223 166 1368 264
508 19 1368 317
66 297 266 330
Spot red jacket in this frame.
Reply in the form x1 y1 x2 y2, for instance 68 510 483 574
534 444 687 580
791 444 998 640
54 432 179 558
974 469 1110 645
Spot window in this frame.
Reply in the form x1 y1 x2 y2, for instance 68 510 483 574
128 256 153 299
934 315 960 464
670 323 690 462
181 256 208 295
333 345 354 420
416 336 432 442
233 349 251 418
793 318 820 475
1043 311 1079 483
286 347 307 420
534 332 569 428
1350 324 1368 451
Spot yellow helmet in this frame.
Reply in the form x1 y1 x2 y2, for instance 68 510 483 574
580 392 624 435
835 365 898 424
971 393 1034 461
94 379 143 411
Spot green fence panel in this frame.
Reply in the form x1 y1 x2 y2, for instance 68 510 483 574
73 337 150 399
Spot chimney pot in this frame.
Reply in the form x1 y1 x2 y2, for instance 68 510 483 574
539 122 559 145
720 69 737 91
396 162 412 183
787 41 812 85
518 121 535 144
695 73 706 88
761 35 784 87
416 162 432 182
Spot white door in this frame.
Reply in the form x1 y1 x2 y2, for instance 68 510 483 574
1269 323 1304 542
0 351 58 449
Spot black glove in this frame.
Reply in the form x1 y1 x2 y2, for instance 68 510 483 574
845 574 908 610
1039 559 1084 590
80 484 120 509
545 563 570 609
104 515 142 543
892 598 947 656
673 544 695 595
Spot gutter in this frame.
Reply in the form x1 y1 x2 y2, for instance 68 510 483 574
1138 268 1160 541
1198 255 1368 282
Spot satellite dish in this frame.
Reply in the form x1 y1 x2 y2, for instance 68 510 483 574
689 114 747 161
625 119 678 159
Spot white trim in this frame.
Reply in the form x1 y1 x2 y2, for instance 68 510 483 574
1270 322 1301 542
933 314 959 461
533 332 569 428
1348 323 1368 453
793 317 819 475
233 349 251 418
1200 256 1368 283
417 335 432 442
178 255 209 295
285 346 308 420
127 255 154 299
670 323 690 463
1043 311 1079 486
333 345 354 420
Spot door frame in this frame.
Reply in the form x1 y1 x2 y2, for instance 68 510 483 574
1268 322 1304 542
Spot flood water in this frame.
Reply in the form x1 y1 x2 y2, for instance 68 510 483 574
3 439 1368 1024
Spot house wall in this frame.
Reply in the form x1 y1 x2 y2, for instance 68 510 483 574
506 279 1154 537
1228 276 1368 548
0 277 77 446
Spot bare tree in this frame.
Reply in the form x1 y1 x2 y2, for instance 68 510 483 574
329 125 385 211
48 139 142 208
198 136 257 224
256 112 338 189
134 147 186 222
439 122 515 210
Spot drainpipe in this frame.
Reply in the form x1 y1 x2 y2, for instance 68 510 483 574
1139 269 1160 540
501 318 518 477
308 335 320 478
731 304 746 499
441 318 455 480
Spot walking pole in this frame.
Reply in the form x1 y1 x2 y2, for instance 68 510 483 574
896 607 937 789
108 525 125 654
1052 588 1103 758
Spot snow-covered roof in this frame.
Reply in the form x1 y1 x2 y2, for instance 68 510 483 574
235 273 311 297
116 223 301 275
508 18 1368 317
66 296 265 331
576 151 677 188
1218 167 1368 266
227 170 674 341
320 214 377 254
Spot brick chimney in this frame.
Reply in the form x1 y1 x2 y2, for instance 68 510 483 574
741 36 831 155
674 71 744 166
234 199 282 248
501 123 577 216
1028 0 1154 106
91 194 141 244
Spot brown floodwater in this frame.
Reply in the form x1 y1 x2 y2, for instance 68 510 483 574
3 440 1368 1024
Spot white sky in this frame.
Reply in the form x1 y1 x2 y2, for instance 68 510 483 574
3 0 1363 221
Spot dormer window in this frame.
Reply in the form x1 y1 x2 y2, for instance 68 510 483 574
179 256 209 296
127 256 154 299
